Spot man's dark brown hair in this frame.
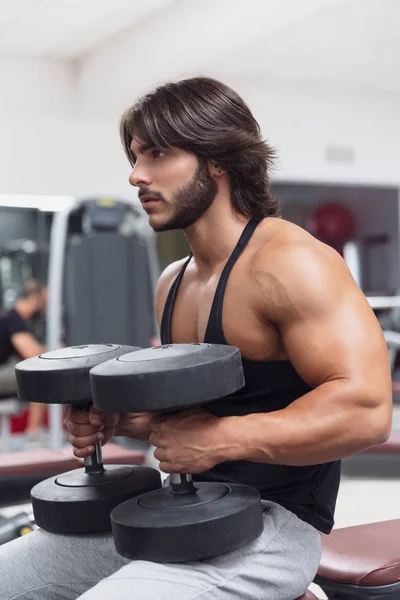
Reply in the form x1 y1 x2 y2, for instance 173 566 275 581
120 77 278 219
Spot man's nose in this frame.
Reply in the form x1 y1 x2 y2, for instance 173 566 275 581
129 165 151 188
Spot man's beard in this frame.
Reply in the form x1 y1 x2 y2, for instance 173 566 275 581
152 158 218 232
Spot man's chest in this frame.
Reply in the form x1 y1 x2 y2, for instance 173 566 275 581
167 269 286 361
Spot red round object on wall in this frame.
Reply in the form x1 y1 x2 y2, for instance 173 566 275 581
307 203 356 245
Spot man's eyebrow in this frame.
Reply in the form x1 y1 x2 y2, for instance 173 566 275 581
130 142 157 157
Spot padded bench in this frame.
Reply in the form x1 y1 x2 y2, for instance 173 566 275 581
0 443 145 477
391 381 400 396
0 396 25 452
341 432 400 478
0 443 145 507
315 519 400 599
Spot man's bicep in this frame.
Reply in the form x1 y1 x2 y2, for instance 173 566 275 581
11 332 46 360
281 292 387 387
278 270 389 391
256 242 391 391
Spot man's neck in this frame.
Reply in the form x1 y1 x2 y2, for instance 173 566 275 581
183 203 250 276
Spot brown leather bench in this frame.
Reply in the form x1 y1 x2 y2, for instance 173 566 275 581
391 381 400 394
0 443 145 477
362 432 400 456
341 432 400 478
315 519 400 599
0 397 25 452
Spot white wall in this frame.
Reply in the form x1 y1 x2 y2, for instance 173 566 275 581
0 57 74 116
74 0 332 118
1 55 400 198
233 80 400 186
0 57 134 198
0 114 132 197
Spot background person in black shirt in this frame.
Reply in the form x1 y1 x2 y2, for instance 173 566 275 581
0 279 48 440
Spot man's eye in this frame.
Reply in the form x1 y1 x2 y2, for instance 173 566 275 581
151 149 166 159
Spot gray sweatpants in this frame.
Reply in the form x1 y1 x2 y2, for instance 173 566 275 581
0 501 321 600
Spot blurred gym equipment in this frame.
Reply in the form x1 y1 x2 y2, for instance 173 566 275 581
0 510 36 545
0 238 48 312
0 356 25 453
47 197 160 450
306 202 356 256
62 198 158 348
0 198 157 517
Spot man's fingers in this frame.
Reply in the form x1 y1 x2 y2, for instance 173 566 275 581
149 414 167 432
68 430 103 450
153 447 166 461
66 406 118 429
73 446 96 459
65 405 117 460
66 405 92 424
66 421 105 436
103 412 120 427
88 406 104 426
148 432 161 446
159 461 183 474
101 428 115 445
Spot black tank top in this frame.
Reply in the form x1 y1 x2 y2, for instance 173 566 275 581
161 219 341 534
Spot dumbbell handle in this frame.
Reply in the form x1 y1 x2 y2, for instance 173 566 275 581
155 412 196 494
84 441 104 475
78 403 105 475
160 410 195 494
170 473 195 495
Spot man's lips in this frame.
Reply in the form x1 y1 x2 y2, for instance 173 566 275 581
140 195 162 205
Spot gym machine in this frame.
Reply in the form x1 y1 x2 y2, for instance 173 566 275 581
45 197 160 452
0 511 36 545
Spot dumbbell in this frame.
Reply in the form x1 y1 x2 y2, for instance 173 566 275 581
15 344 162 534
90 343 264 562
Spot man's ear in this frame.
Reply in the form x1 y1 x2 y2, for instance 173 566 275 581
209 160 226 177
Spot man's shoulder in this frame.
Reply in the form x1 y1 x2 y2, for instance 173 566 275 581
253 217 340 272
154 256 191 323
157 256 190 291
0 309 19 322
250 218 351 318
0 309 27 333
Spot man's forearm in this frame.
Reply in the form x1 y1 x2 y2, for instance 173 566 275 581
221 380 391 466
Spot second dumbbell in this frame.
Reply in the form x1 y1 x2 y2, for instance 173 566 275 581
15 344 162 534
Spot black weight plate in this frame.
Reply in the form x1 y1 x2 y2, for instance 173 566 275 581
91 343 244 413
110 482 263 562
31 465 161 534
15 344 141 404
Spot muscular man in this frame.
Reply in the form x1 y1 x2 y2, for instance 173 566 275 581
0 279 48 439
0 77 392 600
